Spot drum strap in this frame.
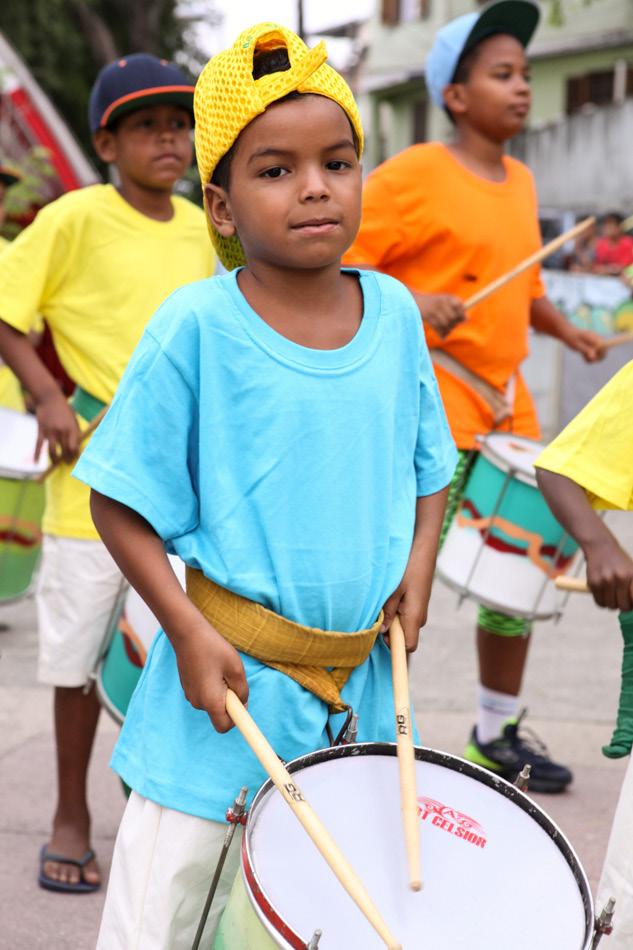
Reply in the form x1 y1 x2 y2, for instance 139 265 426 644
70 386 107 423
431 349 513 427
186 566 382 713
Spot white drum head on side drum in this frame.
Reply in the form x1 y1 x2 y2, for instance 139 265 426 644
0 408 47 479
244 745 592 949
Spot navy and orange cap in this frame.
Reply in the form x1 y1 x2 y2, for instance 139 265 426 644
89 53 195 133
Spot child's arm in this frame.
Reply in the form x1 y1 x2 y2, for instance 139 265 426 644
530 297 603 363
536 468 633 611
0 319 80 462
381 486 449 651
90 490 249 732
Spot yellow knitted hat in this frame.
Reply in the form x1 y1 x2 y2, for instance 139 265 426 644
194 22 364 271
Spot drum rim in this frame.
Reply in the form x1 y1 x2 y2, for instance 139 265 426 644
0 465 46 480
435 564 560 621
242 742 594 949
476 432 541 487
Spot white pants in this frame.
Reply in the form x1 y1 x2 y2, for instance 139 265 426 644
97 792 242 950
597 756 633 948
37 535 127 687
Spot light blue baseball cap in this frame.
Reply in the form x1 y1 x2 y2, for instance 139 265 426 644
425 0 540 109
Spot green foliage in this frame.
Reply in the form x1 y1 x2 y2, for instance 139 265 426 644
0 1 220 161
0 146 56 239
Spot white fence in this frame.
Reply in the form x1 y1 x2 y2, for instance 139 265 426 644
511 100 633 214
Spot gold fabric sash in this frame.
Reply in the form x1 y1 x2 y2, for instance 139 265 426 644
186 567 382 713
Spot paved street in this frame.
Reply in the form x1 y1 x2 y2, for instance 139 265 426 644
1 511 630 948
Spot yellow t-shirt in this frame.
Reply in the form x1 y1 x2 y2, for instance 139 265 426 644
0 235 26 411
535 360 633 511
0 184 215 538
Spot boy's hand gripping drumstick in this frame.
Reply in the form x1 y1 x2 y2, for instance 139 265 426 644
36 405 108 483
225 689 402 950
389 616 422 891
464 217 595 311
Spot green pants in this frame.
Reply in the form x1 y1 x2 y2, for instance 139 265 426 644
440 450 530 638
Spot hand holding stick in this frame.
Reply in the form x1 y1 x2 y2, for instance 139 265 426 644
36 405 108 483
225 689 402 950
389 616 422 891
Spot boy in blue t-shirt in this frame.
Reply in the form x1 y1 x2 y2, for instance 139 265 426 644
75 23 457 947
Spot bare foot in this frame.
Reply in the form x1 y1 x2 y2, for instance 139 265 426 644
42 819 101 888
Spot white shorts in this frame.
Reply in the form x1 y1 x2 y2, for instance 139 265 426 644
597 755 633 949
97 792 242 950
37 534 127 687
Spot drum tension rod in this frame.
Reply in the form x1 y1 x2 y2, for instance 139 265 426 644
514 764 531 792
307 930 323 949
591 897 616 948
190 786 248 950
341 714 359 745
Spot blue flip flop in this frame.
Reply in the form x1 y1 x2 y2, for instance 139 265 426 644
38 844 100 894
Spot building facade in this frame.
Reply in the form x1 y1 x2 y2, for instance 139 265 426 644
359 0 633 171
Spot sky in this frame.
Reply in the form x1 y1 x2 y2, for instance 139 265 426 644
195 0 375 54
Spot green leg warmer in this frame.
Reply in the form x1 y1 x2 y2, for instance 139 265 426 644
603 610 633 759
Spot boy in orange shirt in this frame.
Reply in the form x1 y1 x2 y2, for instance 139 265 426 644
345 0 602 791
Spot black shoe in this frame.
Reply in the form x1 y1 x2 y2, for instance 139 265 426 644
464 710 573 794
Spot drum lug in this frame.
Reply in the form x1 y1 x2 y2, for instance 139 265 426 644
306 929 323 948
190 787 249 950
341 714 359 745
226 786 249 825
514 764 531 792
591 897 616 948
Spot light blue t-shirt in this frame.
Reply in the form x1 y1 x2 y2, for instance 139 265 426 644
75 268 457 821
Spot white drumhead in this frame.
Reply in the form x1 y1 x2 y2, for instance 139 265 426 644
247 748 590 949
479 433 542 481
123 555 185 653
0 408 47 478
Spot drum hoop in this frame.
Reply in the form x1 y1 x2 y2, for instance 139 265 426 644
94 662 125 727
435 567 559 621
477 434 540 488
0 466 44 481
243 742 594 948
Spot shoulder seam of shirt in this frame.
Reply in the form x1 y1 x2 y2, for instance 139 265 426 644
145 326 198 399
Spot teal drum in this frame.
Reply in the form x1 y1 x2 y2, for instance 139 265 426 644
96 557 185 723
436 434 579 620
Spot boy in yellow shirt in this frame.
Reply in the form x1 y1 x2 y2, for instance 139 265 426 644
0 164 26 410
536 360 633 949
0 54 214 893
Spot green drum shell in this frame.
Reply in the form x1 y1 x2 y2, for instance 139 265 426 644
0 475 44 603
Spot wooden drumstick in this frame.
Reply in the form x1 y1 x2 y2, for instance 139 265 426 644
36 405 108 483
464 217 595 310
225 689 402 950
389 616 422 892
598 332 633 352
555 576 589 593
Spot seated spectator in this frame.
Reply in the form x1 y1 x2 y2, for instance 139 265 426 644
593 212 633 276
566 215 597 272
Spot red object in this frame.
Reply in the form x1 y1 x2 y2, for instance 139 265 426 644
35 324 74 396
594 235 633 269
6 86 82 192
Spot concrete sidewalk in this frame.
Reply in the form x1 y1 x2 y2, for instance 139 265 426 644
1 511 630 948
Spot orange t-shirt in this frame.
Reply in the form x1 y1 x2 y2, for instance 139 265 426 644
344 142 545 448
